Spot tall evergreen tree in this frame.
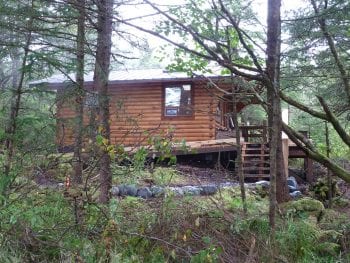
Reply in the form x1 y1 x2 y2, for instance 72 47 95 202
72 0 86 185
93 0 114 203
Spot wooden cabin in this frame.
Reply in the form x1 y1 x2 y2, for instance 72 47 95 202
37 69 313 181
40 69 255 151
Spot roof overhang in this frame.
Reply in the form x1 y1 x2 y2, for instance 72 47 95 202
30 69 232 90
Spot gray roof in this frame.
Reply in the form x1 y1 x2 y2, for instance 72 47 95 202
32 69 227 87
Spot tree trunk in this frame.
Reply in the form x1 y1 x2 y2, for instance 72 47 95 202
3 52 20 190
72 0 86 185
267 93 278 230
232 92 247 214
226 26 247 214
3 13 33 195
266 0 289 230
276 134 289 203
325 121 332 208
93 0 114 203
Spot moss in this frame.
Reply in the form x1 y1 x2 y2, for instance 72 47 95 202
282 197 325 220
310 177 340 202
333 197 349 208
315 242 341 257
318 230 342 243
254 184 269 198
291 198 325 212
319 209 340 224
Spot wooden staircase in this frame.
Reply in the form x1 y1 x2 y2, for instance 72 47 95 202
242 142 270 179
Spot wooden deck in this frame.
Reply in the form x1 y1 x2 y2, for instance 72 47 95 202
124 136 313 181
124 122 313 181
176 138 243 154
124 138 242 156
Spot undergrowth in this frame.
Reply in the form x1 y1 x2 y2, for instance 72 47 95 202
0 167 349 262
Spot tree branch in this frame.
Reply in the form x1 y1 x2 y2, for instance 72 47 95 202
279 91 328 120
217 0 265 74
117 3 263 80
317 96 350 147
283 123 350 183
310 0 350 104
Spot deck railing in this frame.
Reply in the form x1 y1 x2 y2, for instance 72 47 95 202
240 123 268 143
216 118 268 142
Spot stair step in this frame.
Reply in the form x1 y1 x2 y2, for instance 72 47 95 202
244 150 268 152
244 174 270 178
245 147 267 150
241 142 270 178
243 142 267 145
242 154 270 157
243 161 270 165
243 151 269 155
243 159 270 163
242 167 270 171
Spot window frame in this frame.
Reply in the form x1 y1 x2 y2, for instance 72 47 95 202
84 91 99 109
162 82 195 120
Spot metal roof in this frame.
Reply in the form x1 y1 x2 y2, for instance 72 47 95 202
32 69 227 87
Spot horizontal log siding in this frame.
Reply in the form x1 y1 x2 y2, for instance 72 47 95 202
56 87 84 147
56 82 216 147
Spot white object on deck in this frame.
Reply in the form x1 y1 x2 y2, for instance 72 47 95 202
282 108 289 139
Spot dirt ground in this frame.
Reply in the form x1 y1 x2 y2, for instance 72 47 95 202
174 164 237 186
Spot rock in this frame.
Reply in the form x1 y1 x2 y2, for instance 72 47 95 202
168 187 184 196
200 185 218 195
57 183 65 188
118 184 128 196
287 176 298 190
298 184 309 195
290 190 302 199
315 242 341 257
287 176 301 195
182 186 201 196
111 186 120 196
126 185 138 196
220 182 238 188
137 187 153 199
287 197 324 212
255 180 270 188
288 185 297 193
150 186 165 197
282 197 325 219
118 184 138 196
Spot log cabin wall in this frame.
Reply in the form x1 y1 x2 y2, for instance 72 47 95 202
56 87 78 148
55 80 218 149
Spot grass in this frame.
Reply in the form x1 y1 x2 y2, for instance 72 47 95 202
111 165 186 186
0 165 349 262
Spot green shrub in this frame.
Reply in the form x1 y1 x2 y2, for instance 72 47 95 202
276 220 320 261
310 177 340 202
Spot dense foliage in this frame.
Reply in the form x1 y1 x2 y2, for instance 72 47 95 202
0 0 349 262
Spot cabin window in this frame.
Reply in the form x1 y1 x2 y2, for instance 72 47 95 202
84 92 99 108
164 84 193 117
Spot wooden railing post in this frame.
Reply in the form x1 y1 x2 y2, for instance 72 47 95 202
262 120 268 143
